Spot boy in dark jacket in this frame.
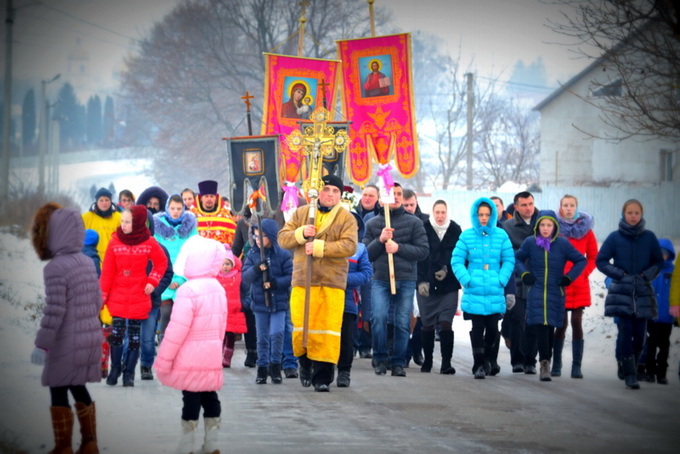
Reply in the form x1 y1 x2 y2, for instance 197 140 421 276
642 239 675 384
515 210 587 381
242 219 293 384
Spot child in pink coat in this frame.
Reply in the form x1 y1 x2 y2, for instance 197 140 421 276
155 235 227 454
216 245 248 368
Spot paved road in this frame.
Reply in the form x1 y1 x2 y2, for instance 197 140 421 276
3 322 678 453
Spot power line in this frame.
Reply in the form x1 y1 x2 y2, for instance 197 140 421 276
39 3 140 43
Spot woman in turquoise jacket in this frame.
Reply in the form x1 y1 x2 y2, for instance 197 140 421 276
153 194 198 343
451 197 515 379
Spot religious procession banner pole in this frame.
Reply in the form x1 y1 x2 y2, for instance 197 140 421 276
286 106 348 348
241 92 271 308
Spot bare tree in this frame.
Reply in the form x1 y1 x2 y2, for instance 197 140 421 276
546 0 680 141
476 99 540 189
121 0 383 191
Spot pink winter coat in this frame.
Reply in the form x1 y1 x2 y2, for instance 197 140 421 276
155 236 228 392
216 254 247 335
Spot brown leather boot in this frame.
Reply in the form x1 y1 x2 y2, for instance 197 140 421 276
49 406 74 454
74 402 99 454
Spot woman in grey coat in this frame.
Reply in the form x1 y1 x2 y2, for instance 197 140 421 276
31 203 102 454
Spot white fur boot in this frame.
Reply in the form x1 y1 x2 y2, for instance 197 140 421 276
202 417 221 454
177 419 198 454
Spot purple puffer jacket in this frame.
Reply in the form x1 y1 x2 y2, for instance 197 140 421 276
34 208 102 387
155 236 227 392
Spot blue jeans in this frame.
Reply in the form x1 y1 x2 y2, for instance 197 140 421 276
141 307 159 367
254 311 286 367
370 279 416 367
282 309 298 369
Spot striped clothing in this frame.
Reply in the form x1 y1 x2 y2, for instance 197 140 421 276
191 196 237 245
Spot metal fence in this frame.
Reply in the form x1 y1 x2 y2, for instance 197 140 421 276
422 182 680 241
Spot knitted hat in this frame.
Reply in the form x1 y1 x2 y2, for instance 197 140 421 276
95 187 112 201
223 244 235 265
83 229 99 247
322 174 344 191
198 180 218 195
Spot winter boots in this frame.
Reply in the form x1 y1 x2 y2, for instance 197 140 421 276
337 370 351 388
485 332 501 376
106 344 123 386
255 366 268 384
123 349 139 387
202 417 221 454
244 349 258 368
551 338 564 377
222 334 235 368
420 330 435 373
177 419 198 454
269 363 283 384
49 406 74 454
622 355 640 389
539 359 552 381
74 402 98 454
439 330 456 374
571 338 584 379
470 331 486 379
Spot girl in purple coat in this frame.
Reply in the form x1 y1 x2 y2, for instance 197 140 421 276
31 203 102 454
155 235 227 454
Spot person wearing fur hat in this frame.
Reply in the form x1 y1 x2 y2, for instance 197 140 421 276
597 199 664 389
100 205 168 387
191 180 237 245
515 210 587 382
82 187 122 264
136 185 169 215
553 194 599 379
153 194 198 346
31 203 103 454
279 174 358 392
216 244 247 368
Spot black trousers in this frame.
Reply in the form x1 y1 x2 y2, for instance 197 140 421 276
525 324 555 363
645 320 673 375
299 354 334 386
50 385 92 408
338 312 356 372
181 390 221 421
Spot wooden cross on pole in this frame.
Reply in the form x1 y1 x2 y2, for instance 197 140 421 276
319 78 330 109
241 91 255 136
286 106 349 347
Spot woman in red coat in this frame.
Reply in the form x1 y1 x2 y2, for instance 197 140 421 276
553 194 598 379
100 205 168 387
216 245 247 367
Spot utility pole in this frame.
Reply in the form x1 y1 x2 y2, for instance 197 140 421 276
1 0 15 209
465 72 474 190
37 73 60 196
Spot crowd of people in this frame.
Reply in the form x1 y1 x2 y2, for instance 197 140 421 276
29 178 679 454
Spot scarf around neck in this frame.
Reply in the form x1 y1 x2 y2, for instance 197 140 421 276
429 217 450 241
117 206 151 246
536 235 552 252
619 218 646 238
92 202 115 218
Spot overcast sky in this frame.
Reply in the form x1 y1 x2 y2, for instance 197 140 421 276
3 0 586 101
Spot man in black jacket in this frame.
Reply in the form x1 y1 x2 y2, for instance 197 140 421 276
502 191 539 374
364 183 429 377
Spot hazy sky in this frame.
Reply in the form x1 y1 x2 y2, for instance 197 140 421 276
3 0 586 102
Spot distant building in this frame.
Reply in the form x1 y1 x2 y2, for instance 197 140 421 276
533 28 679 187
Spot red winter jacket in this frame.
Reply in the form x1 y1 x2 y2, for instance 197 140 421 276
100 233 168 320
216 256 247 334
563 229 598 310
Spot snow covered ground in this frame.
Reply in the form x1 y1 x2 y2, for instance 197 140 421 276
0 230 678 453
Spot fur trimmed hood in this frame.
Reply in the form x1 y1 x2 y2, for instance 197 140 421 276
557 210 594 240
154 211 197 240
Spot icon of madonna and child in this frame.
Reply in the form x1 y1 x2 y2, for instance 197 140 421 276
281 78 317 120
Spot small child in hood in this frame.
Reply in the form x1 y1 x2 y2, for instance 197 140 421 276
155 236 227 454
515 210 587 381
216 244 247 368
641 239 675 384
242 218 293 385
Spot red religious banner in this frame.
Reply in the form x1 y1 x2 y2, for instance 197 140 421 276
336 33 419 186
261 53 341 187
